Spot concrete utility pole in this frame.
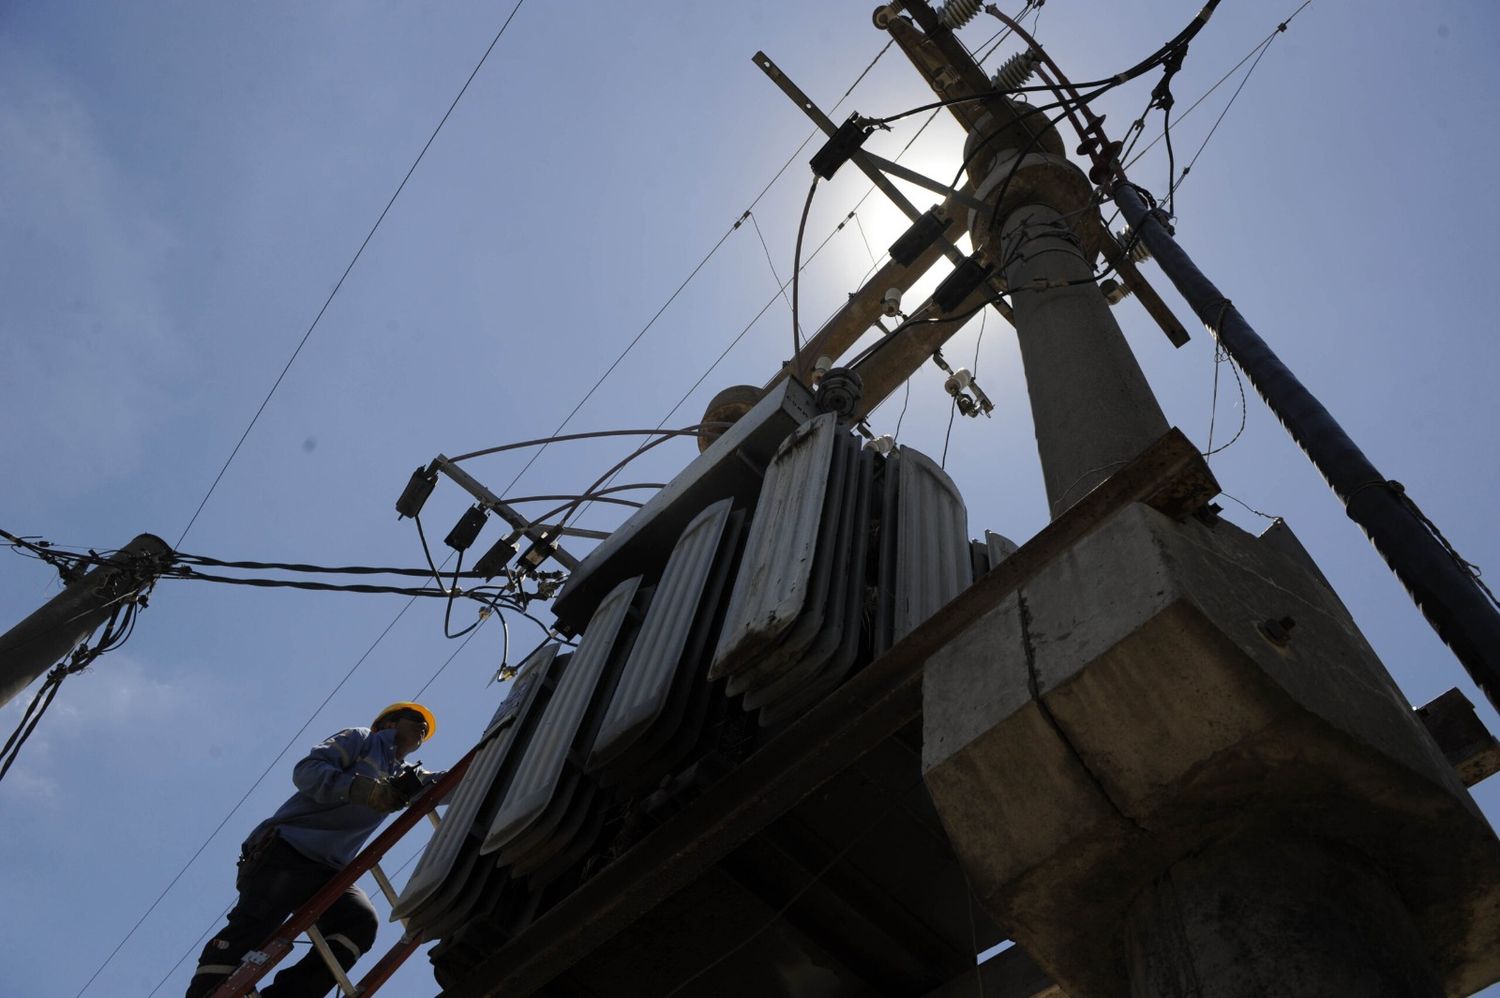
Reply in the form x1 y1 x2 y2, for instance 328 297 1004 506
0 533 172 708
990 184 1168 517
850 5 1500 998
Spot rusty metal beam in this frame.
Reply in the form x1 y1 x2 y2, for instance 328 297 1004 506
883 7 1191 351
444 427 1218 997
880 10 998 133
851 278 1010 419
1100 230 1191 348
764 199 968 389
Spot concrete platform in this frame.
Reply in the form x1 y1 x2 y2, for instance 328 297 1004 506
923 502 1500 998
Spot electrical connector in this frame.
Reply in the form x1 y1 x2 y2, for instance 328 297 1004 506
473 532 520 580
444 505 488 552
932 255 994 312
395 466 437 520
519 529 558 573
810 114 872 181
888 207 948 266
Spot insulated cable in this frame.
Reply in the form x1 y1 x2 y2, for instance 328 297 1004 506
449 425 727 464
495 39 896 500
92 29 909 998
171 0 531 551
790 176 820 357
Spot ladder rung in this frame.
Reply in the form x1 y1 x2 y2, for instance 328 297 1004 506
306 926 359 997
369 862 401 909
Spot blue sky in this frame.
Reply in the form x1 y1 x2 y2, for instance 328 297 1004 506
3 2 1498 995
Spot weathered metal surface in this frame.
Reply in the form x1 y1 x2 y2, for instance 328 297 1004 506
987 529 1020 567
894 446 972 641
729 429 854 698
552 379 817 632
391 644 560 923
971 528 1020 581
482 576 641 856
744 437 862 712
874 450 901 656
759 446 878 728
1099 228 1190 349
443 429 1215 998
710 412 838 681
589 499 735 772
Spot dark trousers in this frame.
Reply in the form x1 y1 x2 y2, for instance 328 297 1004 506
185 836 378 998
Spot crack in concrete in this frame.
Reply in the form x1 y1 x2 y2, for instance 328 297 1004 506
1017 591 1146 833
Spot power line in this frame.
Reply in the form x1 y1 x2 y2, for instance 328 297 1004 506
73 593 427 997
142 623 490 997
1122 1 1312 174
1167 5 1306 204
496 38 896 500
940 398 960 469
748 211 794 316
85 24 1015 992
172 0 530 550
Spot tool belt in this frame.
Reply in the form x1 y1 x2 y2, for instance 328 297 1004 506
235 828 280 890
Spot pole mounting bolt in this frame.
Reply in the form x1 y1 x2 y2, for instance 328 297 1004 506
1258 616 1297 647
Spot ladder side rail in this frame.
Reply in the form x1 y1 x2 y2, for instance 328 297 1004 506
351 932 425 997
210 746 478 997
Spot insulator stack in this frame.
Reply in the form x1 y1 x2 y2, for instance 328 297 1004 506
1117 227 1152 263
1099 278 1133 305
936 0 982 30
991 49 1041 92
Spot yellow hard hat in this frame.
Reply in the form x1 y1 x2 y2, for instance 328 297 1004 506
373 701 436 738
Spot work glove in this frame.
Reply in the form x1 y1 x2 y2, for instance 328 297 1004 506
350 775 405 812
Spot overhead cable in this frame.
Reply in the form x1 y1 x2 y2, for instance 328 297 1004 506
497 38 895 498
172 0 531 551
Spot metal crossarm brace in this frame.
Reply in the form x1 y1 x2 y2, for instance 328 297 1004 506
753 51 970 257
877 8 1189 349
432 457 590 565
754 50 1016 407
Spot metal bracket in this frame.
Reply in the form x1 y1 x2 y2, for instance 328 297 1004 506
861 150 989 213
432 456 582 569
753 52 974 263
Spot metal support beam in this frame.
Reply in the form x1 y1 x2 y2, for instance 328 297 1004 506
851 279 999 419
1099 229 1190 348
432 457 581 570
860 150 989 213
753 52 967 242
754 49 1016 408
881 7 1189 350
763 194 966 388
1114 180 1500 715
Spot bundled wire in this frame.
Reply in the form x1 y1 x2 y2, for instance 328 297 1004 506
0 586 152 785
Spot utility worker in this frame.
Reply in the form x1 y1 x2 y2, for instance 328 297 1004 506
185 702 442 998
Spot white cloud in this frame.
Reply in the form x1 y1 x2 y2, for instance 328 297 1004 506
0 42 182 500
0 651 239 809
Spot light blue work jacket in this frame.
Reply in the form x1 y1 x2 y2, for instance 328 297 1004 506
244 727 434 869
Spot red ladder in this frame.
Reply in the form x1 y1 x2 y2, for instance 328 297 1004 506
210 746 476 997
